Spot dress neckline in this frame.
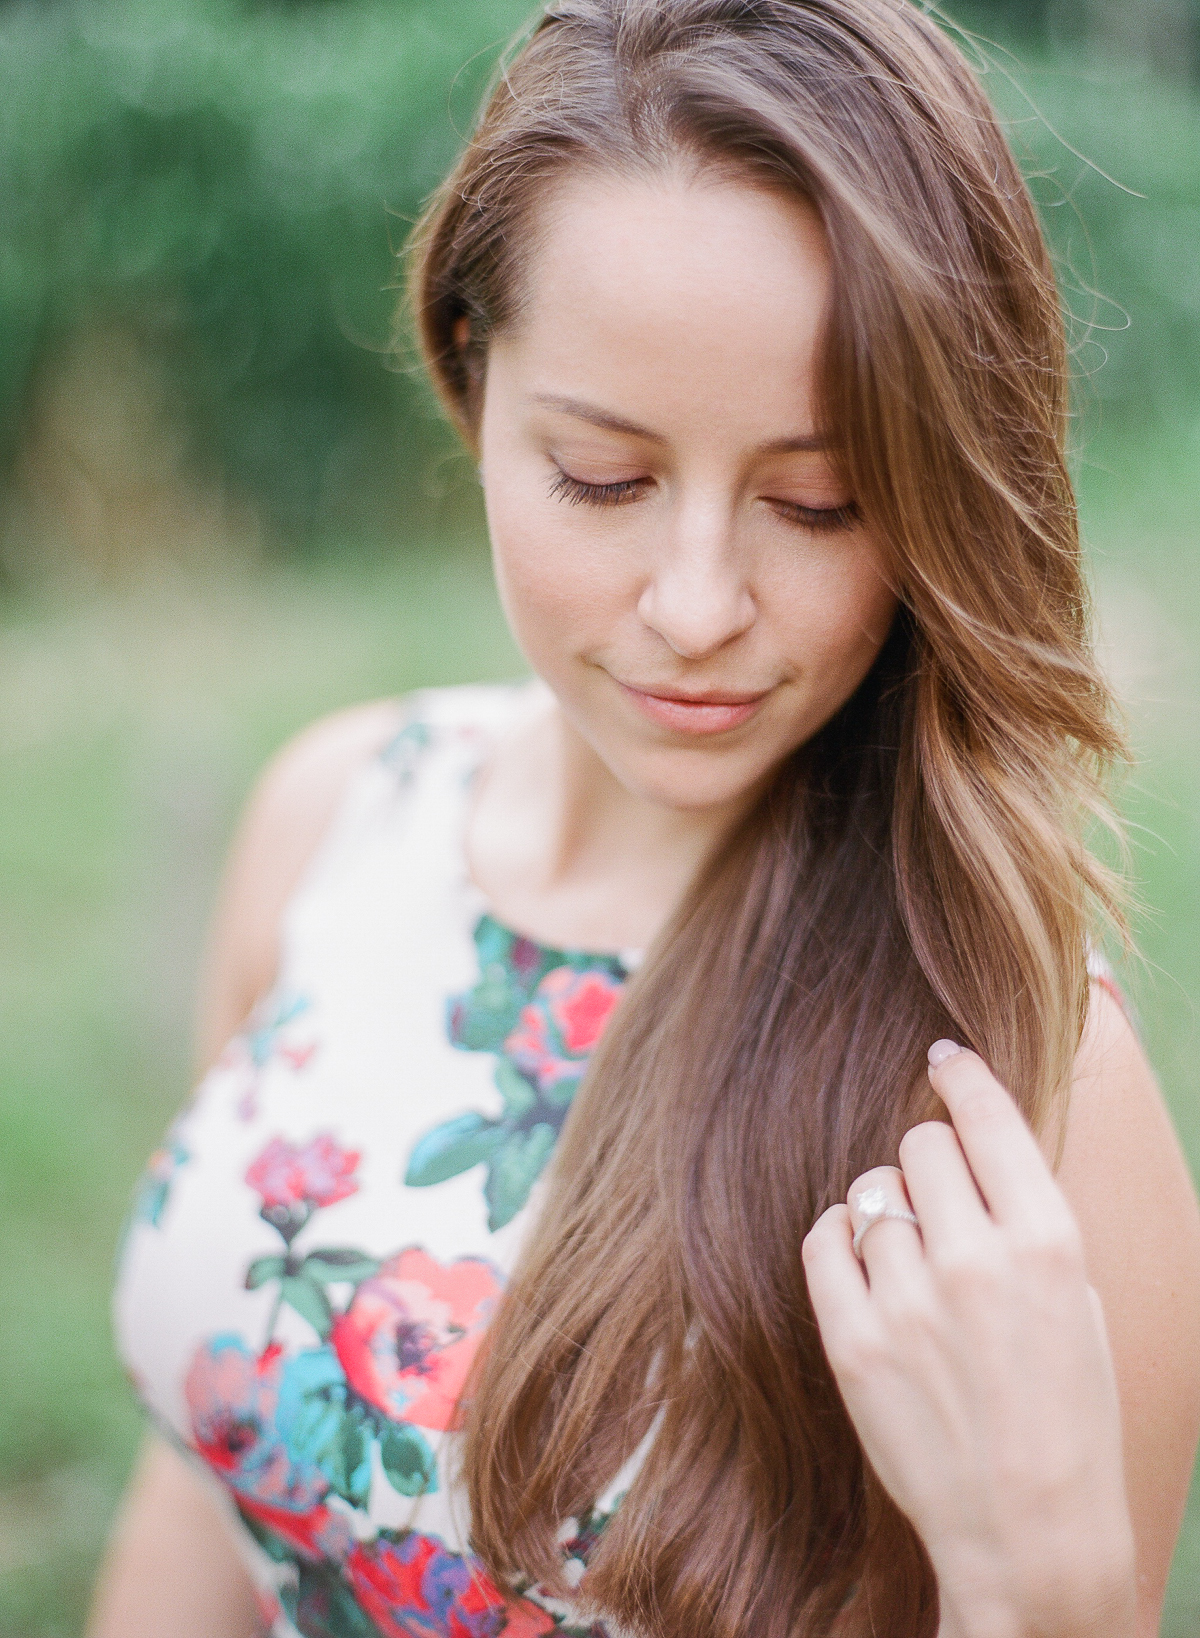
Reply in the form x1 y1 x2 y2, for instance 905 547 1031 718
448 685 646 971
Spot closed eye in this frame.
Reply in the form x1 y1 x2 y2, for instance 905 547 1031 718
768 498 859 533
548 469 647 508
547 468 858 531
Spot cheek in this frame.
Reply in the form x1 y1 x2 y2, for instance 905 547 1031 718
770 542 897 684
485 487 633 664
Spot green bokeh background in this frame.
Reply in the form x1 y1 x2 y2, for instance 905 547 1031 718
0 0 1198 1632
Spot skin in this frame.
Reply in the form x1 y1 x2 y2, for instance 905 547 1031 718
88 172 1200 1638
806 1045 1138 1638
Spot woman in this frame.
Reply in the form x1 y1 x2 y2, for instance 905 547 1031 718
91 2 1200 1635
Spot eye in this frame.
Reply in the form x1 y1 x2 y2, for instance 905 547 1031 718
767 498 859 534
548 468 647 508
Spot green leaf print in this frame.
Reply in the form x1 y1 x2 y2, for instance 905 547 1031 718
236 1503 295 1566
404 1110 505 1188
282 1274 334 1338
406 915 629 1230
245 1254 288 1290
282 1562 380 1638
379 1423 438 1497
320 1405 372 1508
301 1249 380 1285
494 1057 537 1116
485 1123 557 1231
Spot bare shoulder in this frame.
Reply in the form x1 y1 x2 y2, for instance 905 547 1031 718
1060 981 1198 1239
193 698 407 1071
1059 982 1200 1633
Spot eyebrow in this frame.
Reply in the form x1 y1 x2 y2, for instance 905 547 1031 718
530 392 829 454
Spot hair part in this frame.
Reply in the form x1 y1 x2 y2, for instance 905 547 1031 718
406 3 1127 1634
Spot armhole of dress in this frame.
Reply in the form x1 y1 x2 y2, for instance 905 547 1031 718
1086 942 1138 1035
267 677 545 996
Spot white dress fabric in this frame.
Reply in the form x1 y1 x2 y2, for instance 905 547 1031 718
114 682 637 1638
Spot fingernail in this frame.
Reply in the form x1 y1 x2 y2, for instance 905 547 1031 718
927 1039 964 1068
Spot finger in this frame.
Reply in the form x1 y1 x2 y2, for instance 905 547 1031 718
803 1203 873 1354
846 1165 922 1280
897 1120 991 1250
926 1041 1068 1226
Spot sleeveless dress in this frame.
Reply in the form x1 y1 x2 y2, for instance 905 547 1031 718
113 681 638 1638
113 680 1129 1638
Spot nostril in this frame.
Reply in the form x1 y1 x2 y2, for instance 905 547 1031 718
636 579 756 661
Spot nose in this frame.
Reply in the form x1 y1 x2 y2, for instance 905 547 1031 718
637 496 756 660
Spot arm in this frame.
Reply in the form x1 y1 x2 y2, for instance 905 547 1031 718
86 1438 261 1638
88 699 404 1638
1055 986 1200 1634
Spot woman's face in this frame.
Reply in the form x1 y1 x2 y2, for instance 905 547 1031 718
478 169 898 813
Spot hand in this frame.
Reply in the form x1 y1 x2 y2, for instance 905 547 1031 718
802 1042 1136 1638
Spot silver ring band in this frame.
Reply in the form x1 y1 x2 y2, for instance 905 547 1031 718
852 1206 919 1260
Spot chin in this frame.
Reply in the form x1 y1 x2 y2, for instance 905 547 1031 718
609 743 779 815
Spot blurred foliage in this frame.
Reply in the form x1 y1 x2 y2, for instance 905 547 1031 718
0 0 1197 558
956 11 1200 435
0 0 530 551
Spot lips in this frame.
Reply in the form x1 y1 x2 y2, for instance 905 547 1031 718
616 679 770 736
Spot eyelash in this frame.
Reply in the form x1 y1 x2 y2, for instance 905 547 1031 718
547 469 859 533
547 470 643 508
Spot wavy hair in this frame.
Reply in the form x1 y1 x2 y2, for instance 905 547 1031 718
406 3 1126 1633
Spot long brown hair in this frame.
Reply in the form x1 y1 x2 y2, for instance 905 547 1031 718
407 3 1125 1633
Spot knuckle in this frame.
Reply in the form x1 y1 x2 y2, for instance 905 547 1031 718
1011 1218 1085 1278
802 1206 847 1260
808 1205 844 1238
825 1320 889 1385
899 1120 953 1163
928 1237 1005 1297
955 1083 1003 1127
878 1285 942 1348
847 1163 903 1199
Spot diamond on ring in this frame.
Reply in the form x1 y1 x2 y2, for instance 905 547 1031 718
854 1185 888 1217
850 1185 920 1260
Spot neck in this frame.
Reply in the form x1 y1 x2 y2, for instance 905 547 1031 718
467 698 759 952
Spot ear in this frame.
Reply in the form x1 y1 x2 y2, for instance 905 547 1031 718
452 314 471 354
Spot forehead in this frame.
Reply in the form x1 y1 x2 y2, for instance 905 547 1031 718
501 168 833 443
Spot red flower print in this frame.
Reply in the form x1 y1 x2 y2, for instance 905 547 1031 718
346 1532 554 1638
331 1250 501 1431
186 1337 326 1513
453 1576 557 1638
543 968 621 1054
246 1132 360 1242
509 935 544 981
278 1042 319 1073
248 1133 360 1211
502 1006 576 1095
237 1495 353 1565
504 967 624 1096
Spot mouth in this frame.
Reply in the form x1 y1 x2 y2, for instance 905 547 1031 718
615 679 772 736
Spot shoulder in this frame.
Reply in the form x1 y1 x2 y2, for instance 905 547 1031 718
1060 978 1188 1214
192 698 407 1070
1060 977 1200 1309
242 698 410 857
223 697 411 923
192 681 541 1068
1058 980 1200 1632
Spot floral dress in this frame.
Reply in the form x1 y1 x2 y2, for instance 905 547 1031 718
114 682 638 1638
